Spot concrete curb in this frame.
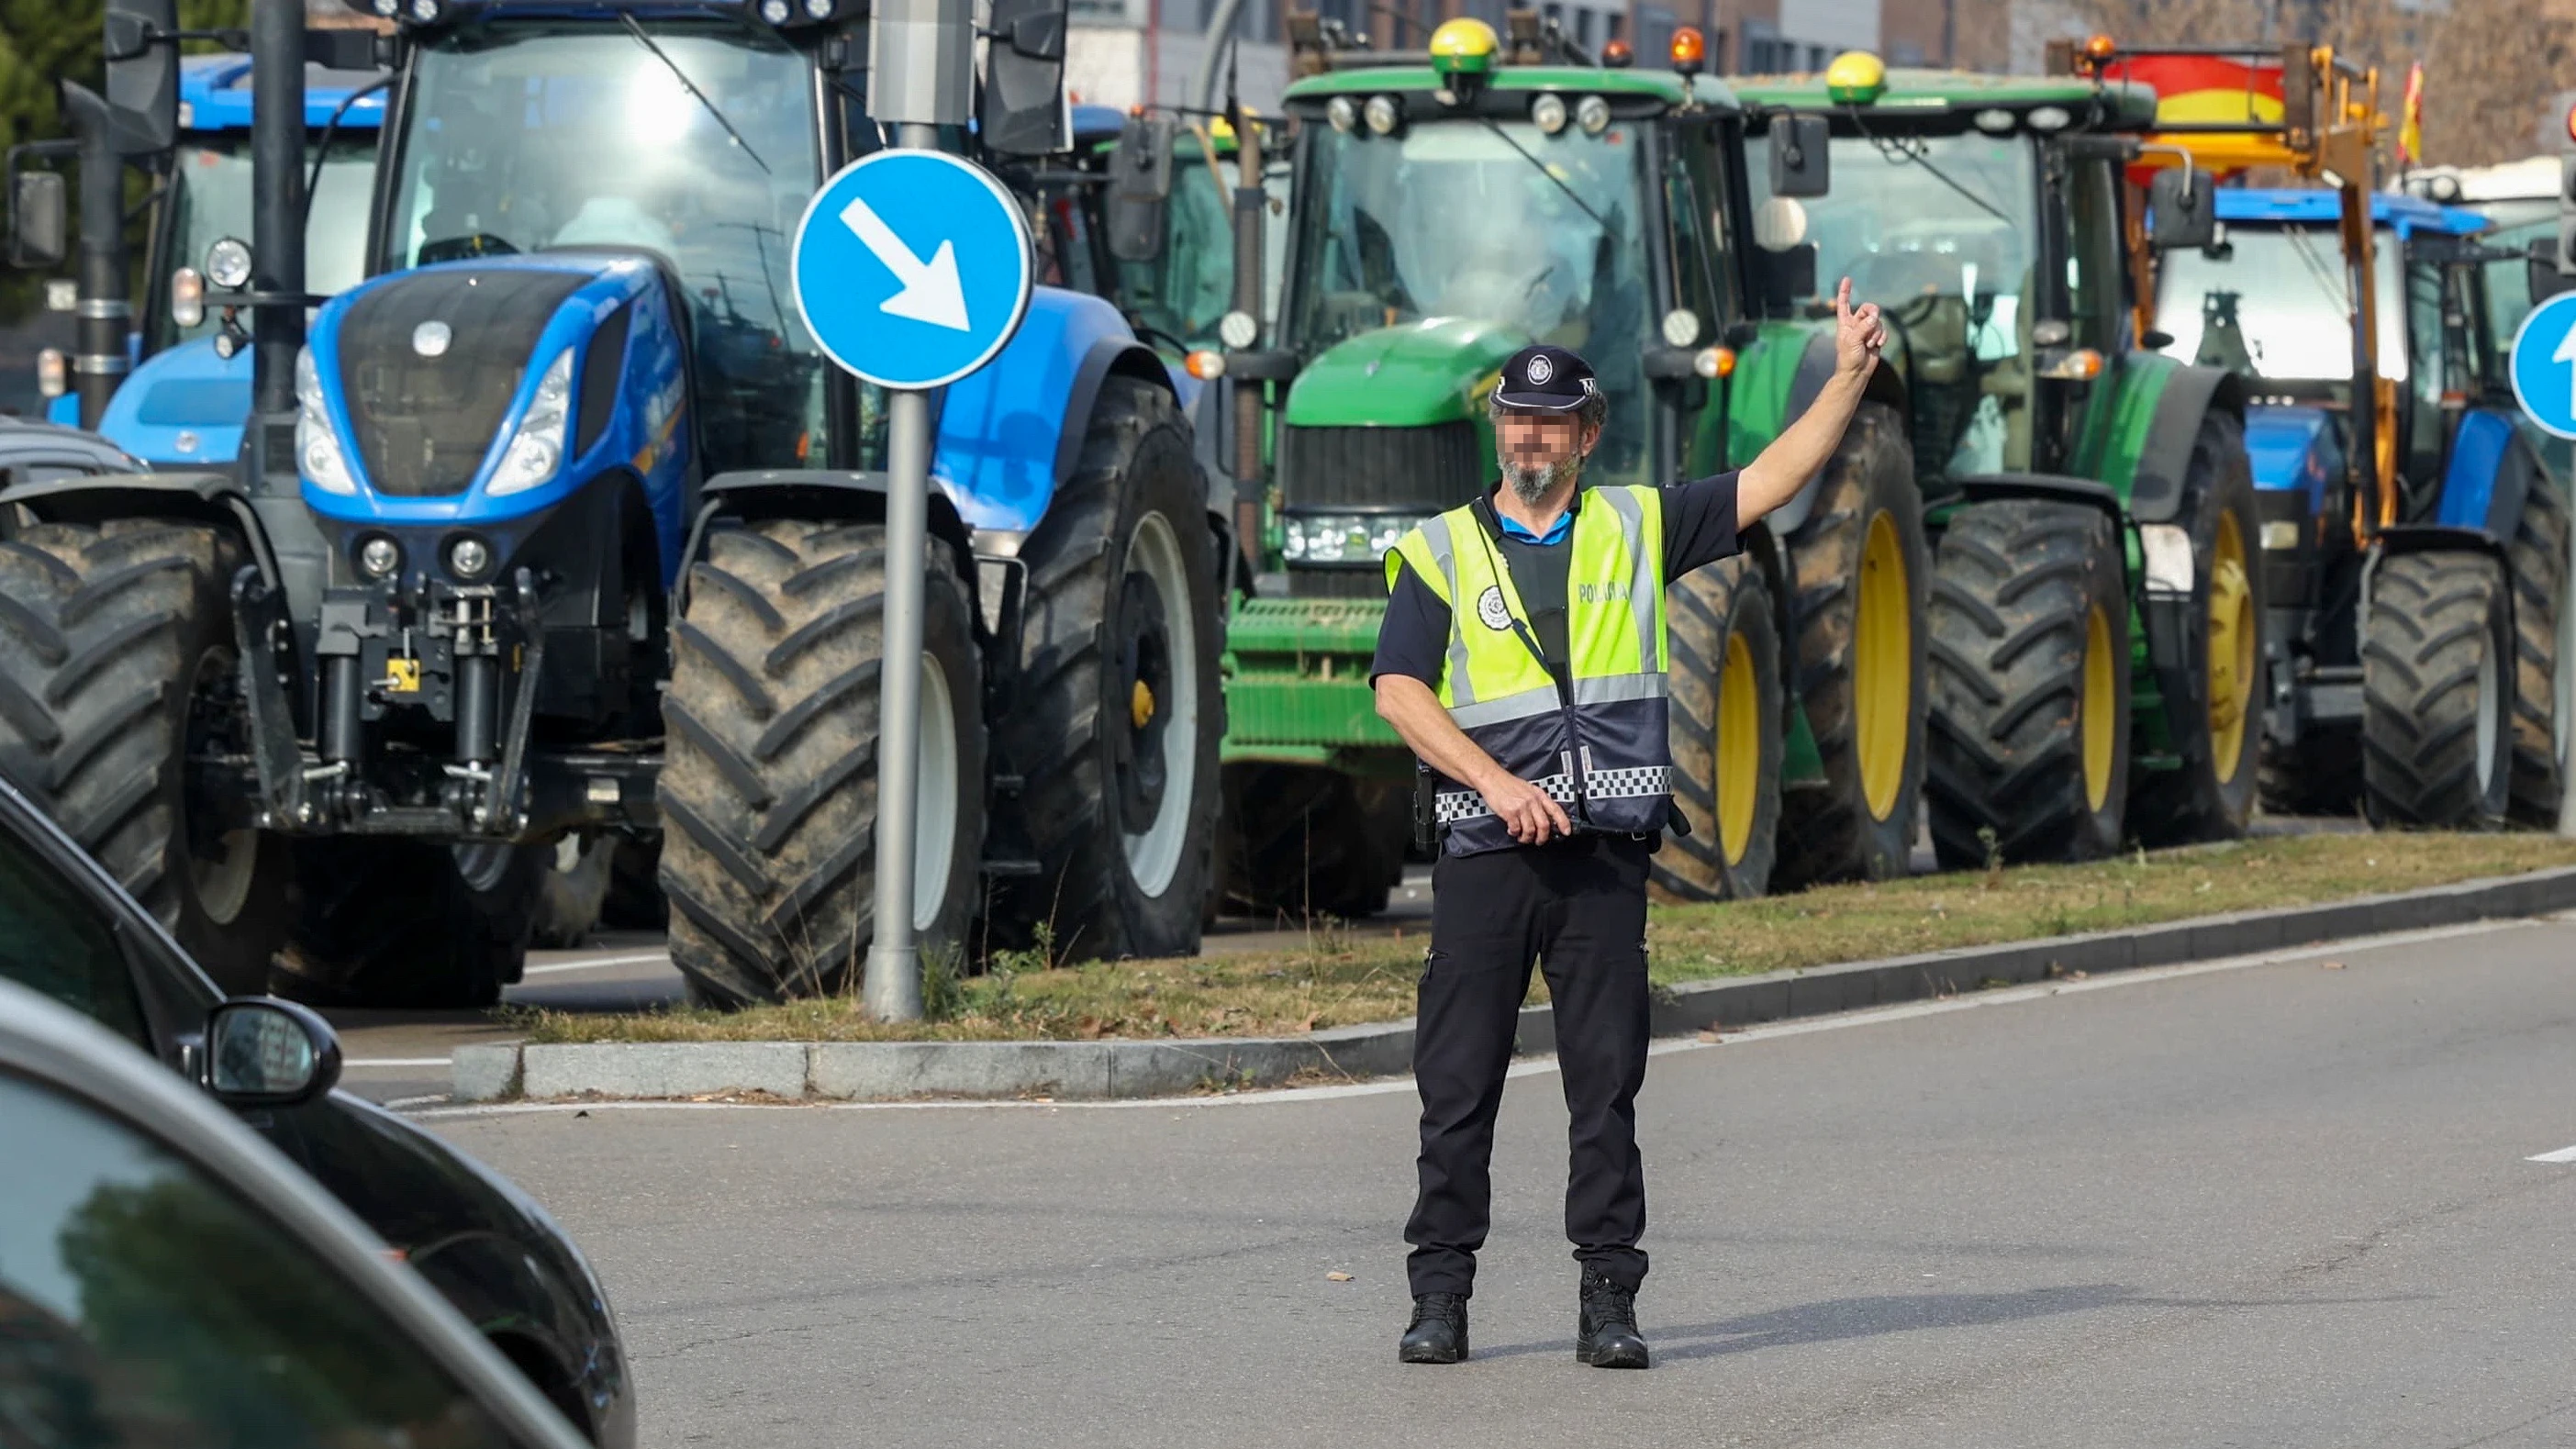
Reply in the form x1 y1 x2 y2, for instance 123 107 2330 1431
452 864 2576 1103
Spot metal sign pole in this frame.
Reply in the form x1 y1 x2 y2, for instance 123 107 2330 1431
860 2 975 1020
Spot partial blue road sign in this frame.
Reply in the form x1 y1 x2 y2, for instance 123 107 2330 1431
2509 291 2576 441
790 150 1034 392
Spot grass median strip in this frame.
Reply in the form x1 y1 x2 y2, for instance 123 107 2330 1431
514 831 2576 1045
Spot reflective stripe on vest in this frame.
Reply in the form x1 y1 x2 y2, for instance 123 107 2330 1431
1388 485 1670 855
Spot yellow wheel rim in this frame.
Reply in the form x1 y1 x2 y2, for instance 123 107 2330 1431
1718 628 1760 866
1855 510 1912 822
2204 511 2254 782
2082 605 2115 813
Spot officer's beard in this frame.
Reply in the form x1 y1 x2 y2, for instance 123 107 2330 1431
1502 451 1581 507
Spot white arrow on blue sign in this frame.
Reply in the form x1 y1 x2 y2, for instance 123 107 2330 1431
2509 290 2576 441
790 149 1035 392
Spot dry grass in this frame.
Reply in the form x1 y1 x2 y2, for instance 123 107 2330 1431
517 830 2576 1044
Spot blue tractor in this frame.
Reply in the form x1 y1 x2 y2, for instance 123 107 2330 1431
0 0 1227 1007
43 52 385 467
2153 188 2572 827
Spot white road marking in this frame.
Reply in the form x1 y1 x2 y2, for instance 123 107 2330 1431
402 916 2540 1121
2527 1144 2576 1164
518 952 672 976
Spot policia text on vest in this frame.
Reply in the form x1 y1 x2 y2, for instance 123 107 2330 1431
1369 282 1889 1369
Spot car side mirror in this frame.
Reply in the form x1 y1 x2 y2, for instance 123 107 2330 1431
1768 116 1829 199
978 0 1068 158
1108 116 1176 264
2149 166 2216 251
105 0 180 158
205 998 342 1107
7 167 67 270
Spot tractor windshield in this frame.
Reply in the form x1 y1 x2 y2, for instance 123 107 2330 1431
1284 118 1652 358
1751 130 2037 474
160 139 373 351
381 19 837 472
2151 227 2405 385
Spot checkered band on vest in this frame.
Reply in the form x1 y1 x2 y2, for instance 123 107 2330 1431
1433 773 1578 823
1581 764 1671 800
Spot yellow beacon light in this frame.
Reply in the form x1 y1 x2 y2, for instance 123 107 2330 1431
1429 17 1500 80
1824 50 1887 106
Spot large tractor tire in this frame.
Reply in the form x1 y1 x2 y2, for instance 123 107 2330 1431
659 520 986 1006
1926 500 2133 868
2504 478 2569 826
1653 555 1782 902
0 519 289 994
2129 411 2265 844
987 376 1224 960
1217 764 1407 920
2361 549 2512 829
1773 402 1926 887
278 842 545 1009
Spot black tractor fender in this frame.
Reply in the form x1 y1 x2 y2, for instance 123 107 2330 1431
676 469 980 618
1766 329 1910 537
1 468 284 591
2126 364 2247 526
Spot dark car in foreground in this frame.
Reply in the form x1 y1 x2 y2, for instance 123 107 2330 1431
0 774 634 1447
0 976 595 1449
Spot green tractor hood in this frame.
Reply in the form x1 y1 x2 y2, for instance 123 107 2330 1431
1282 318 1529 429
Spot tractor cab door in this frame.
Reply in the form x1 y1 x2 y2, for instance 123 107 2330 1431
1658 119 1734 480
2046 147 2129 477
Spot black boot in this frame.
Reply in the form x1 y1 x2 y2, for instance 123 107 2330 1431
1576 1270 1649 1368
1399 1292 1469 1364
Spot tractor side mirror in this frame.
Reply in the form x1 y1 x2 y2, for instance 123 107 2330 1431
1768 116 1829 199
2148 166 2216 251
1750 241 1818 317
303 27 381 72
2532 242 2576 304
980 0 1069 157
104 0 180 158
1107 117 1176 265
6 167 67 271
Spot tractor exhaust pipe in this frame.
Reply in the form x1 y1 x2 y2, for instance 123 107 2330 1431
249 0 305 475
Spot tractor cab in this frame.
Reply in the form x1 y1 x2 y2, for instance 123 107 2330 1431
1255 17 1747 590
1730 57 2158 489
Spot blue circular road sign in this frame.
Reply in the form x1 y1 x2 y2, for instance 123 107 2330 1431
790 150 1034 392
2509 290 2576 441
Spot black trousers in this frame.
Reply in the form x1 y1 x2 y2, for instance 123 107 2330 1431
1404 832 1653 1299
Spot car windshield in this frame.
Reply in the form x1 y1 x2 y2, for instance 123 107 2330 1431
2152 226 2406 385
384 20 838 472
162 139 373 351
1285 118 1652 356
0 1072 519 1445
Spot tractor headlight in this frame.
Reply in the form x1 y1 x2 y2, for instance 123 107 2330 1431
1281 512 1415 565
488 349 574 496
171 267 206 329
1364 95 1401 136
296 346 359 495
1326 96 1359 134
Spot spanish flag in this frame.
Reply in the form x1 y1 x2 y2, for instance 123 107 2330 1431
2101 53 2288 183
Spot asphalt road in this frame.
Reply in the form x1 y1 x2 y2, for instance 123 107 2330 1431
413 912 2576 1448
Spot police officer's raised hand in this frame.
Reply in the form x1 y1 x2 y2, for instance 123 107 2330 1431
1478 772 1575 846
1834 276 1886 376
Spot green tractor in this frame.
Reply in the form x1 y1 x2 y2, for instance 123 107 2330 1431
1215 11 1911 910
1725 50 2265 865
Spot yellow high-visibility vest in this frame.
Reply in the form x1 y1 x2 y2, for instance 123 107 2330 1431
1386 485 1670 855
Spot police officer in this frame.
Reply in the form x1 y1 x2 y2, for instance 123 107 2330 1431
1371 279 1887 1368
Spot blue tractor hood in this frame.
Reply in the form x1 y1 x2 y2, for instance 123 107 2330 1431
2214 187 2489 240
97 339 252 467
179 52 389 131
